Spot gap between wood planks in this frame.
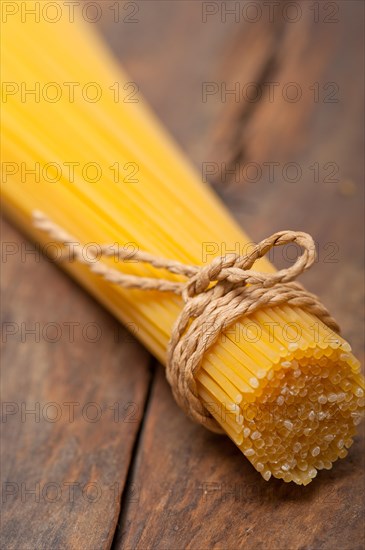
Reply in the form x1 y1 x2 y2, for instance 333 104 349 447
110 358 157 548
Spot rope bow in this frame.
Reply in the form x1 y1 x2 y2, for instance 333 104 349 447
33 210 339 433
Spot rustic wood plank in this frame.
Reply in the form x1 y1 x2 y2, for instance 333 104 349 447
95 0 276 164
1 218 151 549
209 0 364 361
114 367 364 550
112 2 365 549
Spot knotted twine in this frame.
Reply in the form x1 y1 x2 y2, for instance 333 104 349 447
33 210 339 433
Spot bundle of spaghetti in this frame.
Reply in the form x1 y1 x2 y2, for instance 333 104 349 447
2 13 364 485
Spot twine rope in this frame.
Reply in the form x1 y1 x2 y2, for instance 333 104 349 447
33 210 339 433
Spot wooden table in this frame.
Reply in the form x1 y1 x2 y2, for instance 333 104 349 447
1 1 364 548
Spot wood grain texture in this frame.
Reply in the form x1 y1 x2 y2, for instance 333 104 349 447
1 219 152 549
208 0 365 362
1 1 364 549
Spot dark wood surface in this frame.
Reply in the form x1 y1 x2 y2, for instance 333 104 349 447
1 1 364 549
